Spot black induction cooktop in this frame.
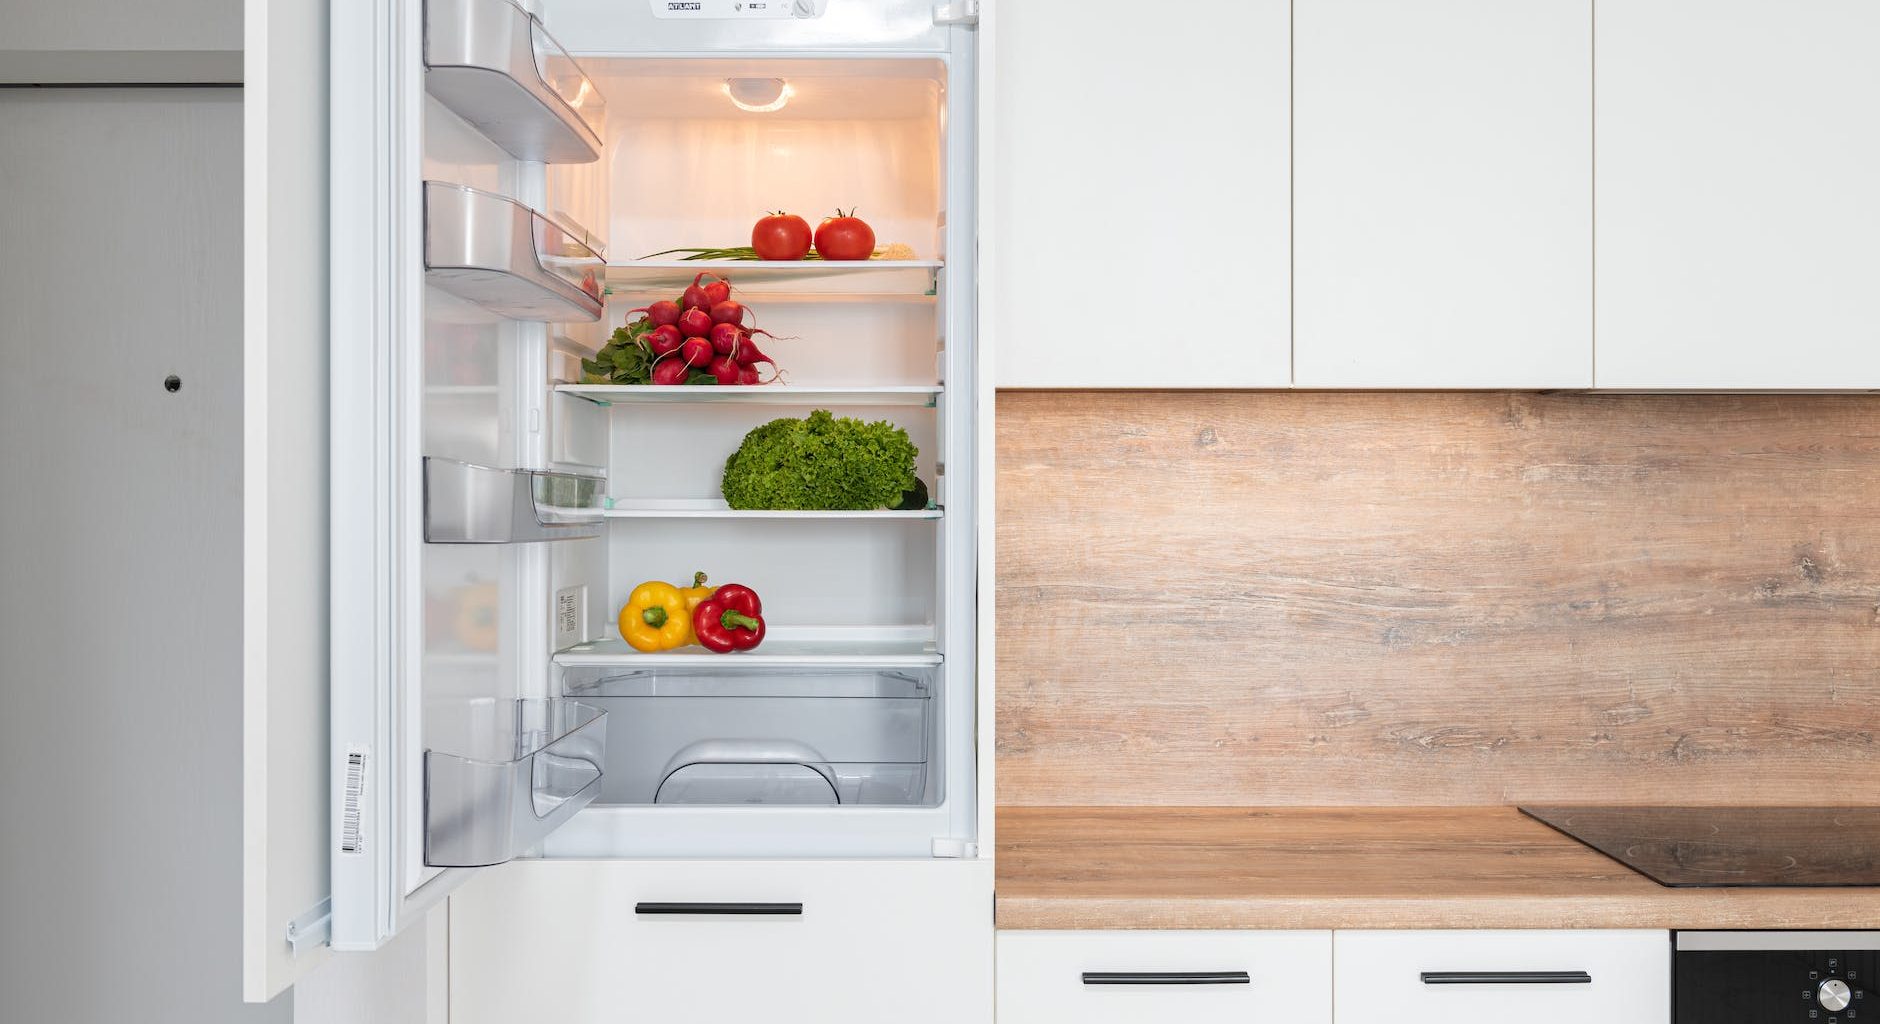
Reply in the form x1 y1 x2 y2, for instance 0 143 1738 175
1519 806 1880 887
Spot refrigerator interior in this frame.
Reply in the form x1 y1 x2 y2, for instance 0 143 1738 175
414 44 974 872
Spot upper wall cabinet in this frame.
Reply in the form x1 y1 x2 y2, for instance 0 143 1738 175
1293 0 1593 389
1593 1 1880 389
989 0 1291 388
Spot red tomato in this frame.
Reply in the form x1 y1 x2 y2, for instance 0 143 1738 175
813 209 876 261
750 212 812 261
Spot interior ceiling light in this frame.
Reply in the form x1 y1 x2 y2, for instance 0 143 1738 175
724 78 793 113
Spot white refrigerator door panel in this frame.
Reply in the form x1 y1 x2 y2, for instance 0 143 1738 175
332 0 567 952
244 0 340 1000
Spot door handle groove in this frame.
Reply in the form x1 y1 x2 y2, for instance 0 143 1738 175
1420 971 1591 985
634 902 803 915
1082 971 1251 986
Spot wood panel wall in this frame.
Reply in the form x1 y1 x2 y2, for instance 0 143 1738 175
996 391 1880 806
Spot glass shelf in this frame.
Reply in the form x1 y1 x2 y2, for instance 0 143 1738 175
556 631 942 670
556 384 942 407
424 182 605 323
600 498 940 520
605 259 941 298
424 0 605 163
424 698 607 867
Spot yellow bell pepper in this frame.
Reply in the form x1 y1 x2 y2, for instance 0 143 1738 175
679 572 716 633
619 580 692 652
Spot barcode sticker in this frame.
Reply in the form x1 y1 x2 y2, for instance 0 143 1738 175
340 749 367 855
555 585 587 650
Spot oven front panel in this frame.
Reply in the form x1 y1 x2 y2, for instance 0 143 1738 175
1678 948 1876 1023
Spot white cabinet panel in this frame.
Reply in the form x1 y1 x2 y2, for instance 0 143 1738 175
1333 930 1669 1024
997 930 1332 1024
988 0 1290 387
1594 1 1880 389
449 859 994 1024
1294 0 1592 388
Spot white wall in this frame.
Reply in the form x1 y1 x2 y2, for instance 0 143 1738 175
0 86 288 1024
0 0 241 82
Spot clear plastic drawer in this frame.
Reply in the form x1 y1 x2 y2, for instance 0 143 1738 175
560 667 937 808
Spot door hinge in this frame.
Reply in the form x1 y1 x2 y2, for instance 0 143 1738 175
932 836 978 858
287 897 333 955
934 1 979 26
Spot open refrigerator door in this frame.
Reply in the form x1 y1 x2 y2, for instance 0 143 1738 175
328 0 978 951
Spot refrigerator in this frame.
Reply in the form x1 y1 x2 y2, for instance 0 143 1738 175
243 0 990 1015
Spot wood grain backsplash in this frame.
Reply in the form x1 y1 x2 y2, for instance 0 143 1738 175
996 391 1880 807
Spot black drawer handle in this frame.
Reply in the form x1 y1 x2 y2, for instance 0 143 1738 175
634 902 803 916
1082 972 1251 986
1421 971 1591 985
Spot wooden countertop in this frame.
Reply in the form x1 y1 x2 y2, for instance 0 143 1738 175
996 807 1880 930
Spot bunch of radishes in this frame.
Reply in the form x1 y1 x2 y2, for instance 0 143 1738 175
581 273 781 387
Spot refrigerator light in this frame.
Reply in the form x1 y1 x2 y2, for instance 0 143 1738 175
724 78 793 113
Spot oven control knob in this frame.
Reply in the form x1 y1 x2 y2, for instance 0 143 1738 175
1820 978 1853 1012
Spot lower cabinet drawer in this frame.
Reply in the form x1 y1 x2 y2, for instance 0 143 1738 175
997 930 1333 1024
449 858 993 1024
1333 930 1670 1024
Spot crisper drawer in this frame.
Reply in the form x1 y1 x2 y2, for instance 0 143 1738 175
997 930 1332 1024
448 858 994 1024
1333 930 1670 1024
560 664 938 807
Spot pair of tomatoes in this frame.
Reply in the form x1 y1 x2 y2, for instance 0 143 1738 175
751 209 875 261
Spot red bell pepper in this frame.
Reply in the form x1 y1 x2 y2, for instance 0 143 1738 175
692 583 765 653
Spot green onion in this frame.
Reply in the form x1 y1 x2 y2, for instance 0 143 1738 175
640 246 830 262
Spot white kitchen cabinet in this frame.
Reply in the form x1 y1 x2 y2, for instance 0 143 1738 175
1333 930 1669 1024
997 930 1332 1024
449 859 994 1024
1293 0 1593 389
987 0 1291 388
1593 1 1880 389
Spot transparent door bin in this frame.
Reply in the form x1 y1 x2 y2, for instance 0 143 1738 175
424 182 605 323
560 667 938 808
424 0 605 163
425 697 607 867
423 457 606 543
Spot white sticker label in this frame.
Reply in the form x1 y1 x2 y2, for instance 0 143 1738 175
555 585 587 650
340 749 367 855
649 0 820 19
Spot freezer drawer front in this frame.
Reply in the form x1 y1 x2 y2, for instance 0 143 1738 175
449 858 994 1024
1333 930 1670 1024
997 930 1332 1024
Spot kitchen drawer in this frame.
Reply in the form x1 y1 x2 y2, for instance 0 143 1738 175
997 930 1332 1024
449 858 992 1024
1333 930 1669 1024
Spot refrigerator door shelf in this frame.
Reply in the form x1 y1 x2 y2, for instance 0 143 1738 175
423 457 607 543
424 698 608 868
424 181 605 323
424 0 606 163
